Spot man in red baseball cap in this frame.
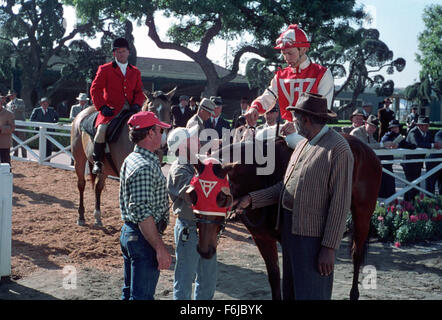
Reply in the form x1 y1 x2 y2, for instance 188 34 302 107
245 24 334 134
119 111 171 300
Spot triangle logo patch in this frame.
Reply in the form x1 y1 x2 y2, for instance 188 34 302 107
199 179 218 198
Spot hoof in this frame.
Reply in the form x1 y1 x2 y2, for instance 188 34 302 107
77 219 86 226
94 220 103 227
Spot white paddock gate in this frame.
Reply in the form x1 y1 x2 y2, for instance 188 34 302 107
0 164 13 278
11 120 74 171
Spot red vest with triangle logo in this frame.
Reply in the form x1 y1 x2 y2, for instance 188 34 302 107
276 63 327 121
190 159 230 216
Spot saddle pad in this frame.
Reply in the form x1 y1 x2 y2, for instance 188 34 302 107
80 109 135 143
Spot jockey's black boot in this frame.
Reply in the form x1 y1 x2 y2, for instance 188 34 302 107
92 142 105 174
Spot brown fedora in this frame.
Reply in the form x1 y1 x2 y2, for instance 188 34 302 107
287 92 336 119
350 109 365 121
365 115 379 127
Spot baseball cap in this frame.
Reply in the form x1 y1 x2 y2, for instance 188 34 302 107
127 111 171 130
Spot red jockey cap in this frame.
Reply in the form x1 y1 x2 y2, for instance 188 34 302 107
274 24 310 50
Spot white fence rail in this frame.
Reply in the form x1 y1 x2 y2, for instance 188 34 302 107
0 164 13 279
11 120 74 171
374 148 442 205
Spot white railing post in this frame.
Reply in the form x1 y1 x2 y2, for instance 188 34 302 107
38 126 47 164
0 163 13 279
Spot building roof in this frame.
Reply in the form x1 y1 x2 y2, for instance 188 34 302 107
136 57 248 84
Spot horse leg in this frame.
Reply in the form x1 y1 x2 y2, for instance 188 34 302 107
252 235 281 300
93 173 107 227
75 159 87 226
349 205 371 301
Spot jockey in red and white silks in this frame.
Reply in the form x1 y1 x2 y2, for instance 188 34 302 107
246 24 334 123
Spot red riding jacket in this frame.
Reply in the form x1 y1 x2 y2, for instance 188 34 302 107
90 61 145 127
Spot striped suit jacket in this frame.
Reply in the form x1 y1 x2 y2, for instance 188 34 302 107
249 128 354 249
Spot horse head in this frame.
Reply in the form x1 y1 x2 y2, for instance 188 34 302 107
142 87 177 124
184 157 233 259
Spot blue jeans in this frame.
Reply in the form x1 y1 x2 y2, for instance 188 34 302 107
173 217 217 300
120 222 160 300
281 210 334 300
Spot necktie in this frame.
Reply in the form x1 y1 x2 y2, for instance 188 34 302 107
212 118 216 128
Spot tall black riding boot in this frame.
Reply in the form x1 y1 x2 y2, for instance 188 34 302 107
92 142 106 174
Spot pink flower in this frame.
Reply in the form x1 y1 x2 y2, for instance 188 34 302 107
395 242 401 248
409 215 418 223
420 193 425 200
435 206 439 210
378 216 384 222
418 213 428 221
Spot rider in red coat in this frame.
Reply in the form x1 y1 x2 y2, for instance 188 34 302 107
90 37 145 174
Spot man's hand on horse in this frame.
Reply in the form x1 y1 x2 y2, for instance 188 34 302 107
244 108 259 126
232 194 252 214
130 104 141 113
100 105 114 117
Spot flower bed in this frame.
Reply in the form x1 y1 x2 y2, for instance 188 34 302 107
347 195 442 247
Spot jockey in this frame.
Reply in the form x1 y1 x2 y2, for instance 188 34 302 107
244 24 334 133
90 37 145 174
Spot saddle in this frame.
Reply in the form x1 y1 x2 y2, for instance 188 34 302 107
80 109 135 143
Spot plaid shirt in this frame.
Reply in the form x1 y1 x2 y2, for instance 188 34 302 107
119 145 169 225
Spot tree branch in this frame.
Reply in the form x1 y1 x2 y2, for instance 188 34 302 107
145 13 198 59
198 15 222 56
220 45 263 83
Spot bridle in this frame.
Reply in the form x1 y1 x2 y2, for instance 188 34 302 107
193 213 227 237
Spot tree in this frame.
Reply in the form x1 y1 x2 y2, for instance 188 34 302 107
320 28 405 115
69 0 365 98
0 0 96 110
405 4 442 104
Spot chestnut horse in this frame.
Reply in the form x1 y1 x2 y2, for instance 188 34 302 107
192 134 381 300
70 88 175 226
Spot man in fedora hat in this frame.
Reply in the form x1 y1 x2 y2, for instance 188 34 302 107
377 97 395 141
90 37 145 174
30 97 59 160
6 89 27 157
171 95 193 128
186 97 216 133
244 24 334 135
235 92 354 300
350 115 395 149
70 93 90 120
341 109 365 134
403 116 442 201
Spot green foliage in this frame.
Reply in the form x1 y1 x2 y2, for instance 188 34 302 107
358 197 442 245
0 0 97 107
406 4 442 103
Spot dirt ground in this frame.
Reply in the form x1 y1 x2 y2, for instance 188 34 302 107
0 160 441 300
